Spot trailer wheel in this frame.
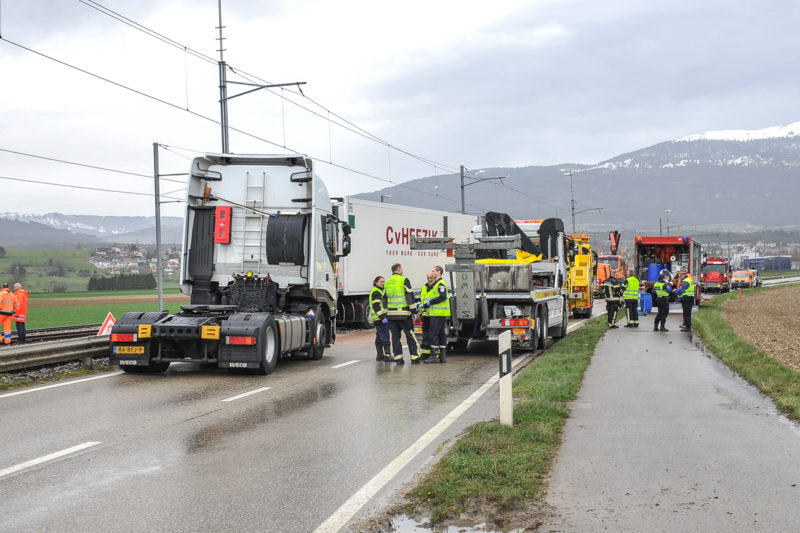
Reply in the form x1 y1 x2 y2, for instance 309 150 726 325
255 324 278 375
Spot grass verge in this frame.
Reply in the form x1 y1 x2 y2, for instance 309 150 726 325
693 286 800 420
0 364 116 393
406 316 608 524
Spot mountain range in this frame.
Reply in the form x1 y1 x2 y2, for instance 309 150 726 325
1 121 798 249
355 121 800 235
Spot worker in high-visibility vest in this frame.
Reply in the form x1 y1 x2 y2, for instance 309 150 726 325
422 266 451 364
12 282 29 344
369 276 390 361
0 283 20 345
622 274 640 328
384 263 419 364
675 266 695 332
417 271 436 361
652 272 673 332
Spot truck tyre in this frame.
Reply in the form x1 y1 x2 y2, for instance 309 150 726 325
537 307 548 349
551 298 568 339
256 324 278 375
309 315 327 360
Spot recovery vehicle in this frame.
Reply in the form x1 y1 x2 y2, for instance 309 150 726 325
109 153 352 374
411 212 569 351
565 233 596 318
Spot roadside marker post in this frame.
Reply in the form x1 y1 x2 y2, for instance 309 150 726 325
498 330 513 426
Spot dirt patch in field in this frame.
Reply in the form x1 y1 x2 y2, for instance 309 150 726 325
33 293 190 308
722 285 800 371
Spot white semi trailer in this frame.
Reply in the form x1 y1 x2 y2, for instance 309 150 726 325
109 153 352 374
335 197 478 326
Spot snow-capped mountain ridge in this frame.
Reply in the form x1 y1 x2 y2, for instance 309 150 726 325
677 120 800 142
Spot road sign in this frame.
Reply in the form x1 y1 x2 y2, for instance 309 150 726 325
97 313 116 336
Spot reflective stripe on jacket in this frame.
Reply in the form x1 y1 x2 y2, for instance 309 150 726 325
12 289 28 322
384 274 413 316
368 286 386 322
654 282 669 298
419 283 434 317
428 279 451 317
623 276 640 300
0 288 19 316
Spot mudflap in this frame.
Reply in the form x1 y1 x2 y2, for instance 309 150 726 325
219 313 274 369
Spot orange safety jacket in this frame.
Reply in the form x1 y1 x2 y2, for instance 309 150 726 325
0 288 19 317
13 289 28 322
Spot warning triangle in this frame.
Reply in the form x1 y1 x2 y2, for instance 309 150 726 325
97 312 116 336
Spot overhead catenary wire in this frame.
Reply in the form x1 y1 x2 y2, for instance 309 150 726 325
0 174 184 200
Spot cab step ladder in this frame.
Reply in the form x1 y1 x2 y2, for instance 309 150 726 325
241 171 265 273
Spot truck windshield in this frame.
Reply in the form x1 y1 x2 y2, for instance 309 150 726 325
702 265 727 274
598 257 619 267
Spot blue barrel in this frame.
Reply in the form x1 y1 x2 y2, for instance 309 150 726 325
647 263 661 282
638 292 652 315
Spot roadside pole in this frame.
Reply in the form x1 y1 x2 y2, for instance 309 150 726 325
499 330 513 426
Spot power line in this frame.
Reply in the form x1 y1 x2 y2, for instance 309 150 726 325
0 174 184 200
0 147 186 184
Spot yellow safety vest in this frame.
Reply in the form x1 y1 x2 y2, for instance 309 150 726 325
623 276 640 300
384 274 411 316
368 286 385 322
428 279 451 317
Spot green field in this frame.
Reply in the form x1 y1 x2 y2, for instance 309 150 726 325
0 248 180 293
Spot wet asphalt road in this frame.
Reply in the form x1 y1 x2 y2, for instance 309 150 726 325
0 328 548 532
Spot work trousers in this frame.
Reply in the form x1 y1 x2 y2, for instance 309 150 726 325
624 299 639 325
373 320 389 347
681 297 694 329
605 300 620 325
388 317 419 358
13 321 26 344
1 315 13 344
428 316 448 349
654 297 669 329
419 315 431 357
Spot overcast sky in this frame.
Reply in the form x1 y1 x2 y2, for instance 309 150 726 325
0 0 798 217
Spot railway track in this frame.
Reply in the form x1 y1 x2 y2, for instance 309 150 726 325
1 324 108 374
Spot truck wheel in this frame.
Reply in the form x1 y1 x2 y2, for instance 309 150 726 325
537 308 548 349
309 318 327 360
551 299 568 339
256 324 278 375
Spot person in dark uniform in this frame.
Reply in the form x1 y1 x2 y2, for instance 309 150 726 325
422 265 451 364
384 263 419 364
652 271 674 332
601 273 624 328
369 276 391 361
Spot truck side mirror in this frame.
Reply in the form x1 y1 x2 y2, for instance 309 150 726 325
342 223 351 235
340 234 351 257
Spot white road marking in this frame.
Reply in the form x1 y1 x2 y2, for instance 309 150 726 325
313 354 529 533
330 360 361 369
221 387 271 402
0 441 101 479
0 371 124 400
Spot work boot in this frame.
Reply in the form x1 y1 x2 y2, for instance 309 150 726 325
653 324 659 332
424 348 441 364
440 347 447 364
393 355 405 365
624 324 633 328
660 327 669 332
411 355 421 364
376 345 384 361
634 323 639 328
609 324 619 329
381 345 393 362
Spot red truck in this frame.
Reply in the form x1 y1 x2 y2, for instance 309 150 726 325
700 257 731 293
633 235 703 304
